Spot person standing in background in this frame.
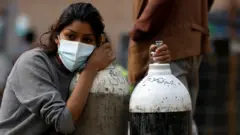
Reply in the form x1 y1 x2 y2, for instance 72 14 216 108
12 26 37 62
128 0 215 135
12 14 35 62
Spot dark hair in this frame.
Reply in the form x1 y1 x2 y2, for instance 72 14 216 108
39 2 105 55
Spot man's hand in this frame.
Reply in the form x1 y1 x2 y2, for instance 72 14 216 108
150 44 171 63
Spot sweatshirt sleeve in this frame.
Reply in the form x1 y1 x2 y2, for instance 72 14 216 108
130 0 174 42
0 55 12 89
10 53 75 134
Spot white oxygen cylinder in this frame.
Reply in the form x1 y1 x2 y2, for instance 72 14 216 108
69 63 130 135
129 41 192 135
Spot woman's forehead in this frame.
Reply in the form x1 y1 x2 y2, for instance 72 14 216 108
64 20 94 35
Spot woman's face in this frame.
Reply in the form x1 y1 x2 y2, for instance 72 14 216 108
57 20 97 46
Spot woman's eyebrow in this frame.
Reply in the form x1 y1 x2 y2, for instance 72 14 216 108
66 29 78 34
83 34 95 36
66 29 94 36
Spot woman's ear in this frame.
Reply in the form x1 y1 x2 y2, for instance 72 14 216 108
100 34 106 43
99 33 108 44
54 36 60 47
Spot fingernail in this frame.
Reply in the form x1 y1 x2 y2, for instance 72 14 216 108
151 52 155 56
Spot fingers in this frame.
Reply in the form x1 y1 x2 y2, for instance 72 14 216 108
99 42 112 55
101 43 115 62
153 50 170 57
153 55 171 63
107 50 113 58
101 42 113 55
108 49 116 61
150 44 169 55
87 42 115 71
150 43 171 63
150 44 168 51
149 44 158 52
152 44 170 57
110 53 116 61
155 44 168 54
102 42 111 49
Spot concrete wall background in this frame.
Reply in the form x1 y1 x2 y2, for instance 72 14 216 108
2 0 240 47
18 0 133 47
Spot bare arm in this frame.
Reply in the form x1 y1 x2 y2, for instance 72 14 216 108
130 0 174 42
67 68 97 121
67 42 114 121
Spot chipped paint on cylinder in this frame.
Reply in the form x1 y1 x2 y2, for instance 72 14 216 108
129 63 192 135
69 63 130 135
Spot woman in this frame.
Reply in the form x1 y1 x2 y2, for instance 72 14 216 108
0 2 171 135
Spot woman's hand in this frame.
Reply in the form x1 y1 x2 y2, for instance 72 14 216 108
68 42 115 121
85 42 115 72
149 44 171 63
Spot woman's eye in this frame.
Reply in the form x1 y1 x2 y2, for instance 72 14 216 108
67 35 75 40
83 38 93 43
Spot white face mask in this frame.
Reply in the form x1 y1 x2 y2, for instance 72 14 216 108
58 39 95 72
